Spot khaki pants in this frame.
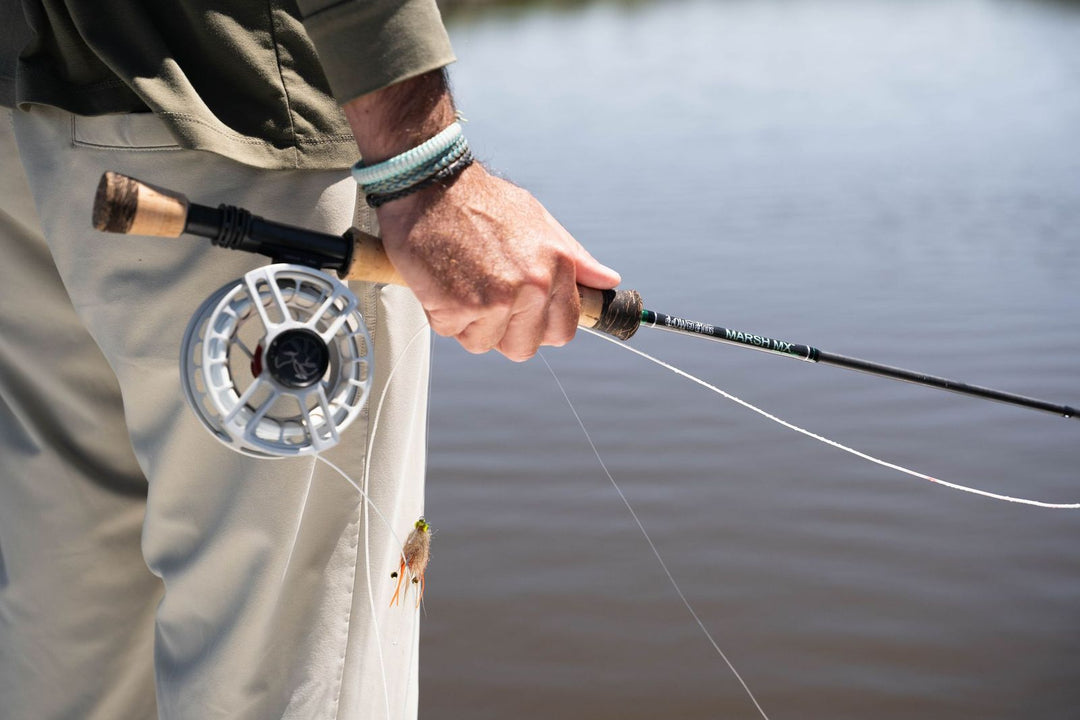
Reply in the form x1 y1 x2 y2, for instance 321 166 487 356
0 105 430 719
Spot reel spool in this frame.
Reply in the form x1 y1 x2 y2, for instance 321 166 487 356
181 264 373 458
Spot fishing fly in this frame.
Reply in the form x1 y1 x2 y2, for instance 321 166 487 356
390 517 432 608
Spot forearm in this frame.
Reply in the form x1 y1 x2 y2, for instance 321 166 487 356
341 69 457 164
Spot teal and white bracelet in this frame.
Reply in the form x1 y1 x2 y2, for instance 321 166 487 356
364 148 474 208
351 121 472 207
359 134 469 196
352 122 463 185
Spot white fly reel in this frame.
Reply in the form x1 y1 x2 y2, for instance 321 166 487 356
181 264 373 458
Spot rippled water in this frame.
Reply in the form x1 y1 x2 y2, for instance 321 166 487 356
420 1 1080 717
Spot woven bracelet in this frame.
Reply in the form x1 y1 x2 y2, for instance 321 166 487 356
365 149 475 208
359 135 470 196
351 122 463 188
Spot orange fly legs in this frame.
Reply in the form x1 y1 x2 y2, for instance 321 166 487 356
389 559 407 607
389 558 426 608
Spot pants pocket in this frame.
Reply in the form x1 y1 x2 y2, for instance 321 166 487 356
72 112 182 151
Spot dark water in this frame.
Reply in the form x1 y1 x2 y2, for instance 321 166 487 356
420 1 1080 718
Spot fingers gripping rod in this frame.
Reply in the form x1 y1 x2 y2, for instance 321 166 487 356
91 172 644 342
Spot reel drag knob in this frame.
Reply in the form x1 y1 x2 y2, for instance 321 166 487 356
262 329 331 389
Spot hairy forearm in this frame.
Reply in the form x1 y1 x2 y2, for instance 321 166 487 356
341 69 457 164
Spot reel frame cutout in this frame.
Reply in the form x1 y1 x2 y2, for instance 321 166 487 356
181 263 373 458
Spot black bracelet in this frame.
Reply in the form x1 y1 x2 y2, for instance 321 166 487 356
365 150 475 209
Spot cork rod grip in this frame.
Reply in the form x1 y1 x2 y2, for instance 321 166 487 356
93 171 190 238
341 228 405 285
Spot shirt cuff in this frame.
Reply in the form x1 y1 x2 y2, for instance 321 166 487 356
300 0 456 103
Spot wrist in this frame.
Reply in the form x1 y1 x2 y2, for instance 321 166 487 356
352 120 472 205
342 70 456 163
375 160 483 229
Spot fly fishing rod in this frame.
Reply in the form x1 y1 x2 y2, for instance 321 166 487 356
638 311 1078 420
92 172 1078 454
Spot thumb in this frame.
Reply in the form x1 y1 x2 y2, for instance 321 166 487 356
572 246 622 291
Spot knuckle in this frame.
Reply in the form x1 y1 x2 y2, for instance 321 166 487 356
457 334 493 355
548 331 573 348
425 312 465 339
500 344 538 363
427 321 457 338
545 322 577 348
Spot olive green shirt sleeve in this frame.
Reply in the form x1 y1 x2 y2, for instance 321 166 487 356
298 0 456 104
0 2 32 108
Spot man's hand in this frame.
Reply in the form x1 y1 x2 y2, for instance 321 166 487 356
374 162 620 360
342 71 620 362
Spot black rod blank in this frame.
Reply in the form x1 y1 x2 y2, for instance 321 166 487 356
641 310 1078 421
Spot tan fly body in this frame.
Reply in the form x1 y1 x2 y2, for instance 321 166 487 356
391 517 431 607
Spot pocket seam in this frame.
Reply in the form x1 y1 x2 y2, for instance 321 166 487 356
70 116 183 152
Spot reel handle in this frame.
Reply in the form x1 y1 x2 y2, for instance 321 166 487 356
92 172 643 340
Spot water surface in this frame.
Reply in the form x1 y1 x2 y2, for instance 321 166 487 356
421 2 1080 717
